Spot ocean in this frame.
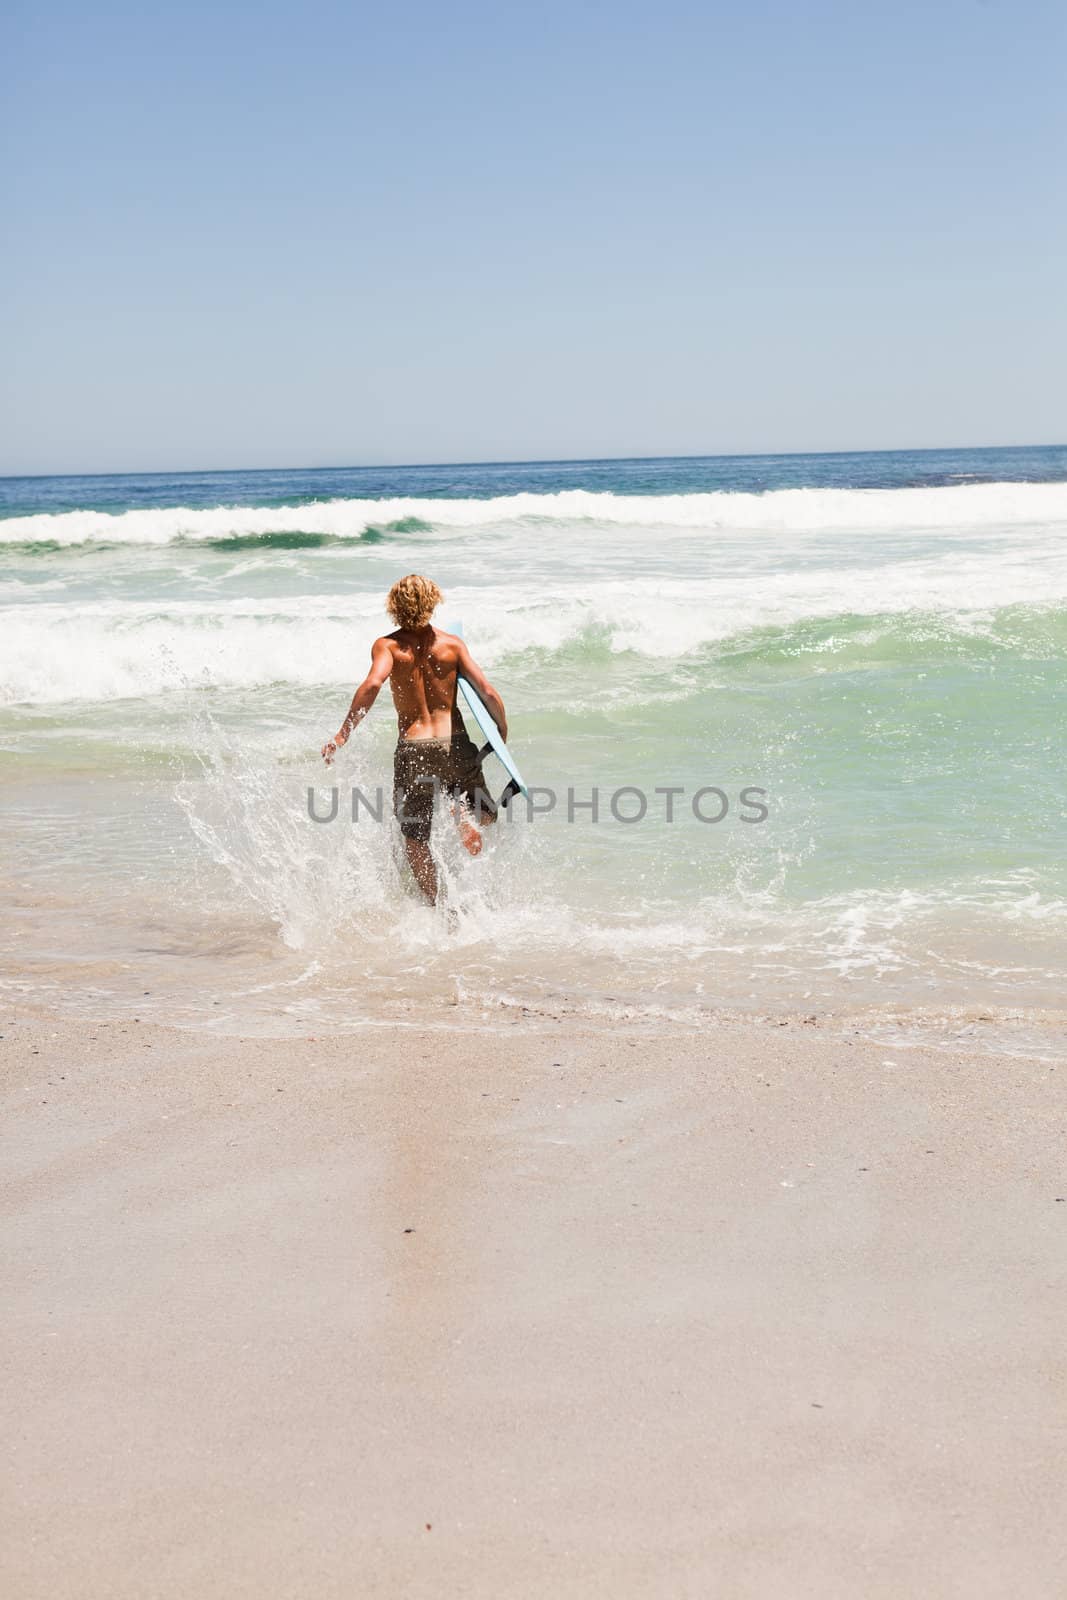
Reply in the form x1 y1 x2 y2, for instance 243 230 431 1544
2 444 1066 1051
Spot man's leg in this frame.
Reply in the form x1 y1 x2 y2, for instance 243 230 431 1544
404 836 437 904
452 745 497 857
394 753 440 902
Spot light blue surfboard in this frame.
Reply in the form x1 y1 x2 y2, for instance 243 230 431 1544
449 621 528 802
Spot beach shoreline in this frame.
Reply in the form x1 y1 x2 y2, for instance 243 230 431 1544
5 450 1067 1042
4 1006 1064 1597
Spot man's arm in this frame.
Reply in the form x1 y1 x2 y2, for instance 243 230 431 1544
456 641 507 740
321 639 393 765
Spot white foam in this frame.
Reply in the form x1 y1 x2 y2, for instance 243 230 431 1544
3 543 1066 706
4 480 1067 545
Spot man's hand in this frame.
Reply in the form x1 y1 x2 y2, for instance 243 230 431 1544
321 736 342 766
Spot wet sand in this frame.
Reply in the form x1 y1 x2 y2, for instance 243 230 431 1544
2 1011 1065 1597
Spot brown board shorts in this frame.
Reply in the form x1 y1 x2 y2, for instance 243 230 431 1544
393 733 497 844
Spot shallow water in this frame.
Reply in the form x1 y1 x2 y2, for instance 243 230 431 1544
2 446 1066 1051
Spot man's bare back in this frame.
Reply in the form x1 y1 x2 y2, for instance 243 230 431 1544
322 625 506 754
385 626 506 742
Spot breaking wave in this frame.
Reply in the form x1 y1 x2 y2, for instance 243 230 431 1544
3 480 1067 546
3 591 1064 706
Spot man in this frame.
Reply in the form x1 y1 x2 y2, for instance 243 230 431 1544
321 574 507 905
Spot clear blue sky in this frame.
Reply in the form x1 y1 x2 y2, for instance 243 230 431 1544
2 0 1065 474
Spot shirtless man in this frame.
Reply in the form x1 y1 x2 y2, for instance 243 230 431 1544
321 574 507 905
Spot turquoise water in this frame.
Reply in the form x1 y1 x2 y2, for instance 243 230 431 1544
2 446 1066 1044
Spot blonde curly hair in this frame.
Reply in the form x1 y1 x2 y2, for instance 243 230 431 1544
386 574 443 630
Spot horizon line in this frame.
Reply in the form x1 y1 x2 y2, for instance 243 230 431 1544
2 440 1065 485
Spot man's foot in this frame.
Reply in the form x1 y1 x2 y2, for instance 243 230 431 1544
458 816 483 857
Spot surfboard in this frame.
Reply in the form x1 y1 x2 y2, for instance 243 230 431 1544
449 620 528 804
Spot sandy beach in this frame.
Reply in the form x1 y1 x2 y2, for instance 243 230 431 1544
3 1009 1064 1598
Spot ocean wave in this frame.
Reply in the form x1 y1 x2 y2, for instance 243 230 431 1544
2 587 1064 705
0 521 423 556
3 480 1067 546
